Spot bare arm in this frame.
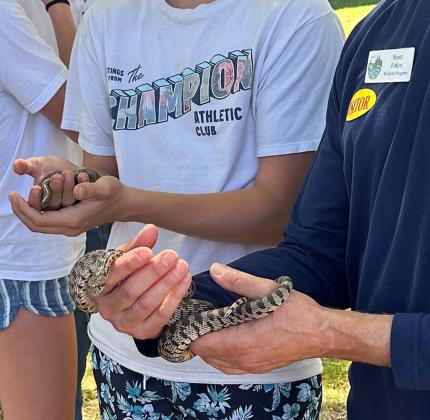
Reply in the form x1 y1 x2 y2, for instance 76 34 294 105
111 152 315 245
39 1 78 140
44 2 76 67
39 83 78 141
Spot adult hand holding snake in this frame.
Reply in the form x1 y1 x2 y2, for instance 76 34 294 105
190 265 330 375
88 224 192 340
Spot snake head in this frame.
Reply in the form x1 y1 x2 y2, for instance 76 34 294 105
69 249 124 313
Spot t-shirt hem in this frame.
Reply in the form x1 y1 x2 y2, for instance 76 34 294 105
90 331 323 384
257 138 320 157
61 119 80 133
26 68 68 114
79 137 116 156
0 246 85 281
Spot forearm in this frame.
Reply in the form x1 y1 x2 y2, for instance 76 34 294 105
47 4 76 67
83 152 118 177
121 186 289 245
322 308 393 367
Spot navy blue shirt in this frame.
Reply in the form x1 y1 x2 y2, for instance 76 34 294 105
194 0 430 418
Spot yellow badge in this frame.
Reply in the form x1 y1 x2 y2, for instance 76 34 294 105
346 88 377 121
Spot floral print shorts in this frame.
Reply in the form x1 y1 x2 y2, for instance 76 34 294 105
92 347 322 420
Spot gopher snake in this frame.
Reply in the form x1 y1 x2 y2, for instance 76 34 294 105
69 249 293 363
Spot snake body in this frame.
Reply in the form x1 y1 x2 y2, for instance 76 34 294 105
69 249 293 363
40 167 100 210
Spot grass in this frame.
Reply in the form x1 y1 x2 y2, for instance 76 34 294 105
330 0 379 35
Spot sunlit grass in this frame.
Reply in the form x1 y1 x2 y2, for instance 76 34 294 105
336 5 376 36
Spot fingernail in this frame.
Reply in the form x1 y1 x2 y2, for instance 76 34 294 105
173 261 188 276
211 263 225 278
162 251 177 267
74 187 82 200
136 248 150 260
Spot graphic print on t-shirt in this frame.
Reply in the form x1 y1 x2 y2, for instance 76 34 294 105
109 48 253 136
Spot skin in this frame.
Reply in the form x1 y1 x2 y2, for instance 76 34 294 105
0 2 78 419
0 310 77 420
166 0 215 8
40 2 79 141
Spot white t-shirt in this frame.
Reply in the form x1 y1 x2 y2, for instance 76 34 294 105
0 0 85 281
63 0 344 384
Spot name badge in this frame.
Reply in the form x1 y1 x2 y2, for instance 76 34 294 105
365 47 415 84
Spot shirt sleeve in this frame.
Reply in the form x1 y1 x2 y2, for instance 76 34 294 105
194 74 350 310
0 1 67 114
253 5 344 157
391 313 430 390
62 8 114 156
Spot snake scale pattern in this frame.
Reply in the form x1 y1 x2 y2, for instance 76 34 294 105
69 249 293 363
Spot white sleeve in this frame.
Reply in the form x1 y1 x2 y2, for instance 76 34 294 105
62 12 114 156
254 4 345 157
0 1 67 114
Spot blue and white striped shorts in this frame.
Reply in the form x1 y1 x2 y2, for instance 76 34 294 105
0 277 75 330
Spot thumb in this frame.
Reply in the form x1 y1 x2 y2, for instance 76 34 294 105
13 158 39 178
210 264 278 299
117 224 158 252
73 176 119 201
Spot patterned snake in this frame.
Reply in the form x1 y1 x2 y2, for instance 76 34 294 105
69 249 293 363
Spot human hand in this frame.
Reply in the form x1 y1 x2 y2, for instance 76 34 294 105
93 224 192 339
9 175 126 236
190 265 329 374
13 156 80 211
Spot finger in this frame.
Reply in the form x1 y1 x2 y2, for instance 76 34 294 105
46 173 64 210
100 247 154 294
13 158 38 177
9 192 79 236
117 224 158 252
210 264 278 299
61 170 77 207
73 176 116 201
99 249 180 313
28 185 42 211
118 263 191 337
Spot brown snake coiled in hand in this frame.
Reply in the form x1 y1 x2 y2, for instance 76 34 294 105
69 249 293 363
39 167 100 210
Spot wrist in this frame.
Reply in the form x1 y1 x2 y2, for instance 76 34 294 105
324 308 393 366
117 186 136 222
120 187 158 224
